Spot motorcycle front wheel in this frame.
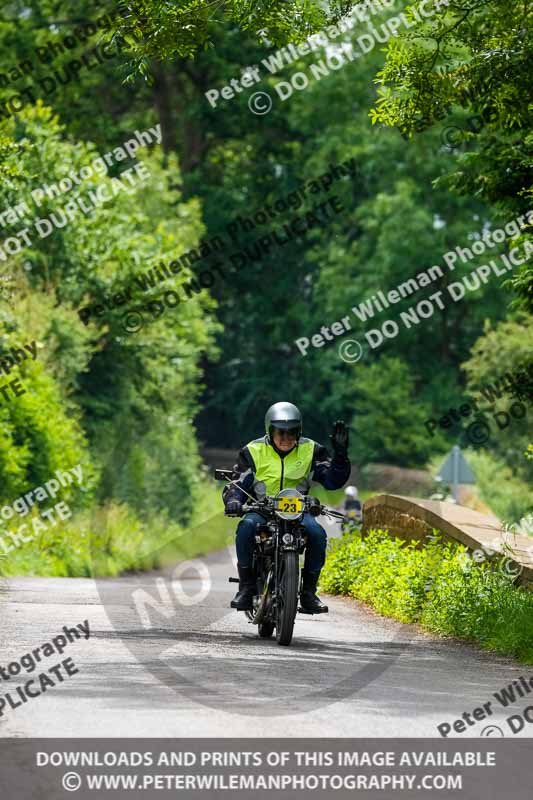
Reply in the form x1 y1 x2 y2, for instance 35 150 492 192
275 551 299 646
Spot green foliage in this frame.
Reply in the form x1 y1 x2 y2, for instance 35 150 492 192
461 313 533 480
345 356 439 465
0 290 91 498
0 103 220 544
1 0 530 576
462 313 533 390
371 0 533 309
0 0 149 144
310 484 372 506
0 481 227 577
187 26 507 462
456 449 533 525
321 528 533 661
113 0 349 63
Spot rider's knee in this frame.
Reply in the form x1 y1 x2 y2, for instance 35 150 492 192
317 528 327 547
306 523 327 546
236 517 256 537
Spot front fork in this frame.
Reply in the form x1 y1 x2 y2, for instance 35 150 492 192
274 520 307 601
252 520 307 615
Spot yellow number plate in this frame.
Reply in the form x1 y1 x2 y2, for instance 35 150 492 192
277 497 303 514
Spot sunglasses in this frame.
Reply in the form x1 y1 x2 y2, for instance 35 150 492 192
273 428 299 438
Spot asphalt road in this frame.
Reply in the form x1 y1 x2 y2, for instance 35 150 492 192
1 516 531 739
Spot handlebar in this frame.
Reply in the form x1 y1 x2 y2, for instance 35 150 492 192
325 508 349 521
241 499 271 515
238 498 347 521
217 466 348 521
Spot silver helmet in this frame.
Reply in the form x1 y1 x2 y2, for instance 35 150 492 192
264 402 302 438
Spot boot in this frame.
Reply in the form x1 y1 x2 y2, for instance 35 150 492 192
299 570 328 614
230 564 256 610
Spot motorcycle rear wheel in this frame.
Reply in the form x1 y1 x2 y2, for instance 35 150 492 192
275 551 299 646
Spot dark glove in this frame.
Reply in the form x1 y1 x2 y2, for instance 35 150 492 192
225 499 243 517
308 496 322 517
330 419 349 458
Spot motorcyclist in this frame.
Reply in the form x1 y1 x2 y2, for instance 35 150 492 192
343 485 362 525
223 402 351 614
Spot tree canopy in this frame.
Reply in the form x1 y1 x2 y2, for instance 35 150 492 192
0 0 531 542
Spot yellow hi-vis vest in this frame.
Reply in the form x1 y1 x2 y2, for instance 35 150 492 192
246 437 315 497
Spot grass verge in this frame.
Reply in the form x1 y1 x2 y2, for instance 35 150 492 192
0 483 232 578
320 528 533 663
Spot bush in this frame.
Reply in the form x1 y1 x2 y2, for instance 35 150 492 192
321 528 533 662
459 449 533 525
0 482 229 578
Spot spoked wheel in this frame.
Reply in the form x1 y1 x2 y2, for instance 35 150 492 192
258 621 274 638
275 551 299 646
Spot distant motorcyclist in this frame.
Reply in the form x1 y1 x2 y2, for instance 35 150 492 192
223 402 351 614
342 485 362 525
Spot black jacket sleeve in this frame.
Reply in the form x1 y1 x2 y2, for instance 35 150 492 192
222 446 256 506
311 443 351 490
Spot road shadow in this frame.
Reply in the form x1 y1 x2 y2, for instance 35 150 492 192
68 623 531 724
75 624 419 716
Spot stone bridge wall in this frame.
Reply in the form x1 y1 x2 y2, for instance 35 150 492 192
362 494 533 591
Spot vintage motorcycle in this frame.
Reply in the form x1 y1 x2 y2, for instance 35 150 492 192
339 507 362 535
216 468 345 646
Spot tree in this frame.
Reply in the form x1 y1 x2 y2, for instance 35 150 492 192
113 0 349 63
0 104 219 522
343 356 440 465
189 26 505 457
371 0 533 309
461 313 533 483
